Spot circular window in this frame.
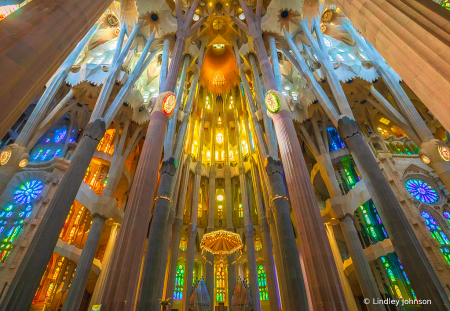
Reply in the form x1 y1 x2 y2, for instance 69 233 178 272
14 180 43 204
405 179 439 204
281 10 288 18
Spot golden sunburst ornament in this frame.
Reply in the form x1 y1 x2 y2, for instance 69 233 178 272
0 149 12 165
265 92 280 113
439 146 450 161
162 94 177 115
213 18 225 30
321 10 333 22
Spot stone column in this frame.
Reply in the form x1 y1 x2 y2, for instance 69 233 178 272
338 117 448 310
206 166 216 298
235 43 307 309
271 104 348 310
340 216 383 311
183 115 205 311
250 159 280 311
165 54 191 161
165 156 192 300
89 222 120 310
325 223 359 311
239 166 261 311
159 38 172 92
0 0 109 140
62 214 106 311
308 117 383 310
0 119 106 311
100 107 170 311
248 53 278 159
267 36 283 91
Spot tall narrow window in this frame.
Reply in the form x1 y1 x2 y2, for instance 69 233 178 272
174 263 185 300
239 204 243 218
258 265 269 300
216 265 226 301
421 211 450 245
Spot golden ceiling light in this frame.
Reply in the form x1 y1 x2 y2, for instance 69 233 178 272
213 71 225 86
0 149 12 165
200 229 243 262
379 117 390 125
19 159 28 168
217 194 224 201
213 18 225 30
321 10 333 22
216 133 224 144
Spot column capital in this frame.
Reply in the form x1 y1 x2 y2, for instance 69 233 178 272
338 116 361 139
244 224 254 238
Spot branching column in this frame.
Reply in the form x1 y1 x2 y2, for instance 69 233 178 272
338 117 449 310
271 104 348 310
236 113 260 311
206 103 216 297
0 119 106 310
234 40 307 310
183 111 205 311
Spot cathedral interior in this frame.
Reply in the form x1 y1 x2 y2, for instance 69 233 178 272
1 0 450 310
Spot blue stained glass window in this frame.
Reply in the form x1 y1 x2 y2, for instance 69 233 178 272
14 180 43 204
405 179 438 203
327 127 345 151
53 127 67 143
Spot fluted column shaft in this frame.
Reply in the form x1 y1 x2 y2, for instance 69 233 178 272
0 119 106 311
338 117 448 310
183 115 205 311
236 42 306 309
340 216 383 311
62 214 106 311
272 110 348 311
165 156 192 300
100 112 168 311
206 166 216 298
239 166 261 311
250 160 280 311
89 223 120 310
248 53 278 159
159 38 171 92
267 36 282 91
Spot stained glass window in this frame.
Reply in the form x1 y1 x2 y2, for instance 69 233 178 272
14 180 43 204
405 179 438 204
327 127 345 151
444 211 450 224
258 265 269 301
421 211 450 245
441 248 450 265
180 236 187 251
174 263 185 300
53 126 67 143
216 266 226 302
239 204 243 218
255 235 262 251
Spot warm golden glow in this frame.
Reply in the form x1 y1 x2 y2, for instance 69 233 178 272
0 149 11 165
379 117 390 125
217 195 224 201
19 159 28 168
213 71 225 86
216 133 223 144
